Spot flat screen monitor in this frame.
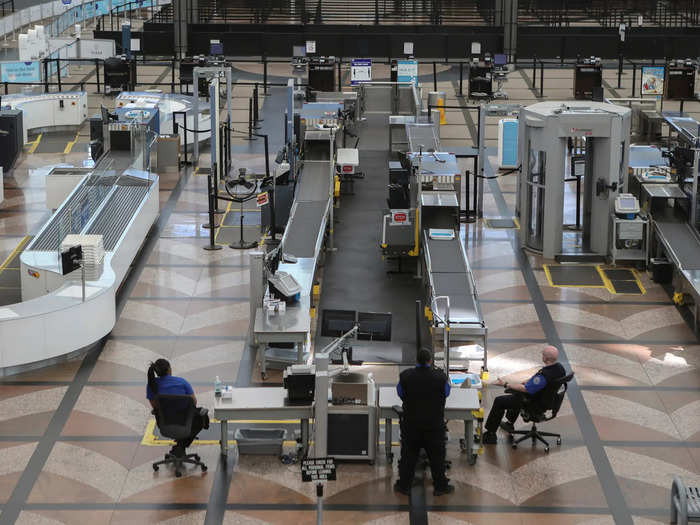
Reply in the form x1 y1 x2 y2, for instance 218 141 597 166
494 54 507 66
293 45 306 58
210 42 224 55
321 309 356 337
357 311 392 341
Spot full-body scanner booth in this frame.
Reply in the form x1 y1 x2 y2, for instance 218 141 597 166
517 101 631 260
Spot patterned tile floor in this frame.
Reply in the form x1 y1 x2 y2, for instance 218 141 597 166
0 59 698 525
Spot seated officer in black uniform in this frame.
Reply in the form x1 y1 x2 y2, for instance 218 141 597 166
394 348 454 497
482 345 566 444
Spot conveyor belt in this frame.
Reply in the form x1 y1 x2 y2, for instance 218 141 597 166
429 273 482 325
655 220 700 270
296 162 332 201
422 230 485 330
406 122 440 153
283 201 329 258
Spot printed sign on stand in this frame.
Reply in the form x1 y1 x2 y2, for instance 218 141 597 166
305 40 316 54
391 209 411 225
301 457 336 482
350 58 371 85
397 59 418 84
641 66 665 95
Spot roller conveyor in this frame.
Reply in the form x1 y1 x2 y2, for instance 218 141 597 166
406 122 440 153
87 185 151 250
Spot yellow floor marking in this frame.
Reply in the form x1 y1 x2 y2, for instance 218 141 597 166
213 200 233 246
0 236 30 273
543 263 606 289
27 133 42 154
597 265 647 295
63 130 81 154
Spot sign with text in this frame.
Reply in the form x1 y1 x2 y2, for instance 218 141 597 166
350 58 371 85
256 192 269 207
641 66 665 95
391 209 411 225
403 41 413 55
305 40 316 54
301 457 336 482
397 59 418 84
1 61 41 83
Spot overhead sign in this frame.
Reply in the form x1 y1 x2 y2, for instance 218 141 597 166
305 40 316 54
397 59 418 84
0 61 41 83
301 457 336 482
350 58 371 85
256 192 269 207
403 42 413 55
641 66 665 96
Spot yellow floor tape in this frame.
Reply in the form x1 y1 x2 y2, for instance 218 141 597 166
63 130 81 154
27 134 42 154
0 236 31 273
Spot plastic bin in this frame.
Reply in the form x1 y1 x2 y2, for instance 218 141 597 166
650 258 673 284
234 428 286 456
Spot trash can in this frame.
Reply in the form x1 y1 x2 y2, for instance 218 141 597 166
428 91 446 125
234 428 286 456
650 258 673 284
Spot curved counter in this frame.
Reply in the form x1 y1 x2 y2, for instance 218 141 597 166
2 92 88 144
0 169 159 375
116 91 211 146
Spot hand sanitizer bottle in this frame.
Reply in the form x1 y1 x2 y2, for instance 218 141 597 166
215 376 222 397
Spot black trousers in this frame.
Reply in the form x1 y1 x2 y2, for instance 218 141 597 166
397 428 449 490
484 393 526 432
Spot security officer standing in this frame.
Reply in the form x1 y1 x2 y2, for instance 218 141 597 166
482 345 566 444
394 348 454 497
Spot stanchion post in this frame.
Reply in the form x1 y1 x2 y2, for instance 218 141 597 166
171 58 176 93
337 59 342 91
632 63 637 96
57 58 61 92
532 56 537 91
433 61 437 91
539 60 544 98
459 62 463 96
263 55 269 95
43 59 49 93
95 58 100 93
204 167 222 251
617 53 623 89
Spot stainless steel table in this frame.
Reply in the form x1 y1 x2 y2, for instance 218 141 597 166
254 305 311 378
213 387 312 457
682 269 700 332
378 386 481 465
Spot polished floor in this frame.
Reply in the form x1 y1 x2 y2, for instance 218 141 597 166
0 56 699 525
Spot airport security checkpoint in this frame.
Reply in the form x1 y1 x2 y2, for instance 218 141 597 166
1 2 700 523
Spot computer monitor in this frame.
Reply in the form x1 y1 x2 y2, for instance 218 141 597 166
210 41 224 56
321 309 356 337
293 45 306 58
494 54 507 67
357 312 392 341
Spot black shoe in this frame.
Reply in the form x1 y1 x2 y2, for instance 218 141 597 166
482 431 498 444
433 484 455 496
500 422 515 434
393 482 410 496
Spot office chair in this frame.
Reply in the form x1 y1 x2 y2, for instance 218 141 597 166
505 372 574 453
151 394 208 477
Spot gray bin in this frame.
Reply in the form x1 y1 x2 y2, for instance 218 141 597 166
234 428 286 456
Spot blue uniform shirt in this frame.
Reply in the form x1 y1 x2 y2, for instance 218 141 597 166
524 373 547 395
397 364 451 399
146 375 194 400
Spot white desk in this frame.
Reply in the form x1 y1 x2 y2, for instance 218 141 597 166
212 387 312 457
378 386 481 465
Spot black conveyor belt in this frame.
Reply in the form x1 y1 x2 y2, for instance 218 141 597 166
655 220 700 270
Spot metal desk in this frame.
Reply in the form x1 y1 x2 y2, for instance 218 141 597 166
378 386 481 465
213 387 312 457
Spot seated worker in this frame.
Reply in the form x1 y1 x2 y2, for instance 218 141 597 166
394 348 454 497
482 345 566 444
146 359 208 456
